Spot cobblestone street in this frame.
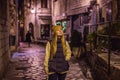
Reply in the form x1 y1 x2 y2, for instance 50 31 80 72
3 42 92 80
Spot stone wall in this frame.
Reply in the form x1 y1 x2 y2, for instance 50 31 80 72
86 52 120 80
67 0 91 16
9 0 18 52
0 0 10 79
86 52 108 80
97 0 118 22
0 0 18 79
86 0 120 79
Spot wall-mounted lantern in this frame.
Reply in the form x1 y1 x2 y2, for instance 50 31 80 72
31 8 35 13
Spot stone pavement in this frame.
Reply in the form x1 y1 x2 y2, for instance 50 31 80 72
2 42 93 80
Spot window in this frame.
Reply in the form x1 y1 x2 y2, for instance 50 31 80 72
0 1 7 19
14 0 16 4
106 2 112 21
62 21 67 31
41 0 47 8
99 8 104 23
56 21 61 26
117 0 120 20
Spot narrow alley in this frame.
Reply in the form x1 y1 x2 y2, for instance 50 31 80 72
3 42 92 80
0 0 120 80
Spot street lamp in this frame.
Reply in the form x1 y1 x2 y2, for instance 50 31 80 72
31 8 35 13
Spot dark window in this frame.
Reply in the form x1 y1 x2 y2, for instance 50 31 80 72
99 8 102 22
0 1 1 17
14 0 16 4
41 0 47 8
0 1 7 19
106 2 112 21
99 8 104 23
117 0 120 20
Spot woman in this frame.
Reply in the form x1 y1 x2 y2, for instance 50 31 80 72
44 25 72 80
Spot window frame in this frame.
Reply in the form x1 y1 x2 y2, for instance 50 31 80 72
41 0 48 8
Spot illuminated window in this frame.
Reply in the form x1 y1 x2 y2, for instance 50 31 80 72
56 21 61 26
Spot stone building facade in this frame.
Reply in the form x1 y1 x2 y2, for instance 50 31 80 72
0 0 18 79
87 1 120 79
52 1 120 80
9 0 18 52
96 0 119 23
52 0 91 42
24 0 52 41
52 0 120 42
0 0 9 79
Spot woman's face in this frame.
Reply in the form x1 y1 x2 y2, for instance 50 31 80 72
55 28 63 37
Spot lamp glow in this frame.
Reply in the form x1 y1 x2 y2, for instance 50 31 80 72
31 8 35 13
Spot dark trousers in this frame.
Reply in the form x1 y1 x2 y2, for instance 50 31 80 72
48 73 66 80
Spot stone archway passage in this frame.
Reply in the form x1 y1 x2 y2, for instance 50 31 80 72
29 22 34 38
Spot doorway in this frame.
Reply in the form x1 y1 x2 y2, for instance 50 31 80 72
29 22 34 38
41 24 50 40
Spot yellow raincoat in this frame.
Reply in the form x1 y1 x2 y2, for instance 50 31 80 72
44 40 71 75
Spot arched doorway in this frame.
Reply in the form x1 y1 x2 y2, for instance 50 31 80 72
29 22 34 38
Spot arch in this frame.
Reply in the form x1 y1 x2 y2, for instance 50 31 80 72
29 22 34 38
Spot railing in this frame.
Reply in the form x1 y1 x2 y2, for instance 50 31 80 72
86 20 120 79
86 20 120 51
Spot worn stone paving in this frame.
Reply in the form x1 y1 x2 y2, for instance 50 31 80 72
3 42 92 80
